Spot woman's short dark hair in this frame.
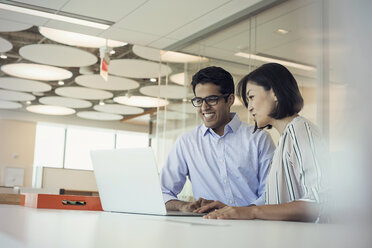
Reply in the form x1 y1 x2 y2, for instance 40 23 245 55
237 63 304 119
191 66 234 96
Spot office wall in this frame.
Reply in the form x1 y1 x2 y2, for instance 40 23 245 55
42 167 97 191
0 119 36 187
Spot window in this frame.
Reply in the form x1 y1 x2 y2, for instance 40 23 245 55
116 130 148 148
33 123 149 171
64 127 115 170
33 123 65 168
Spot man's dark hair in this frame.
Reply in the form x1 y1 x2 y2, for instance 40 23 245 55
237 63 304 119
191 66 235 97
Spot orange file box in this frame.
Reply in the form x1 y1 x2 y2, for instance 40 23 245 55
20 193 103 211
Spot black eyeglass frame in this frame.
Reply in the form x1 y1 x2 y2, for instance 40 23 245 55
191 93 230 107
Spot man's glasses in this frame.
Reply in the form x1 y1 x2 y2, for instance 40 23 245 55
191 94 230 107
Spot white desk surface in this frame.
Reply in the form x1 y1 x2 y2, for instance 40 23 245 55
0 205 371 248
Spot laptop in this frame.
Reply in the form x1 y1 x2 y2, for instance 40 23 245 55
90 147 205 217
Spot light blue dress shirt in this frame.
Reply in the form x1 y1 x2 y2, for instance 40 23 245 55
160 113 275 206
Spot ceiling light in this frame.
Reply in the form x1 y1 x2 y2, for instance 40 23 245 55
39 27 127 48
93 104 144 115
77 111 122 121
182 98 188 102
0 3 110 30
19 44 97 67
150 78 157 82
26 105 76 115
1 63 72 81
161 51 209 63
0 100 22 109
140 85 189 99
99 100 105 105
235 52 316 71
114 95 169 108
133 45 208 63
58 80 64 86
33 92 44 96
275 28 289 35
25 101 32 105
39 96 92 109
109 49 116 55
170 72 186 86
0 77 51 92
109 59 172 79
0 53 7 59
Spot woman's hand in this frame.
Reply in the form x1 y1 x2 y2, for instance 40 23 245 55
203 206 257 220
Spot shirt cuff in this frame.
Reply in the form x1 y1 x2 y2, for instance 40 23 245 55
163 193 178 204
251 194 265 206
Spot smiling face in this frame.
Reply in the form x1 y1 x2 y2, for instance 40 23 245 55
246 81 277 128
194 82 234 136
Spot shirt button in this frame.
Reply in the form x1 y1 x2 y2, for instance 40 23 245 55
220 159 223 162
219 140 222 143
224 180 227 183
229 200 232 204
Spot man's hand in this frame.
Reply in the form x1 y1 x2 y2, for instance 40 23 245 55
193 200 227 213
165 198 214 212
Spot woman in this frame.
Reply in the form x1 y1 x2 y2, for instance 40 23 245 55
196 63 326 222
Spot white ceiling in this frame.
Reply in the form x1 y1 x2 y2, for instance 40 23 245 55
0 0 273 49
0 0 326 128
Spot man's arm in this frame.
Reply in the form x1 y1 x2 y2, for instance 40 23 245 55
160 137 190 206
204 201 320 222
166 198 215 212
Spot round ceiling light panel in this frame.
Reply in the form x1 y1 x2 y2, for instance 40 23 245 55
113 95 168 108
1 63 72 81
0 100 22 109
170 72 187 86
55 86 113 100
140 85 189 99
77 111 122 121
26 105 75 115
0 37 12 53
0 20 32 32
0 77 51 92
93 104 144 115
109 59 172 78
132 45 208 63
39 96 92 109
19 44 97 67
0 89 35 101
39 26 127 48
75 74 139 91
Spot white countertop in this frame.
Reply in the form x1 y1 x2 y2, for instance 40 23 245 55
0 205 370 248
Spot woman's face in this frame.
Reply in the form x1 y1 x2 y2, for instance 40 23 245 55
245 81 277 128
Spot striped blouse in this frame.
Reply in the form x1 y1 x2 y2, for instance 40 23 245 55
265 116 326 205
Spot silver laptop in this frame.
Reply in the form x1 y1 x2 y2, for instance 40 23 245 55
90 147 205 216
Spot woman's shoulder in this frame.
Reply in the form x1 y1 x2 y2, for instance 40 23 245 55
285 116 323 146
288 116 321 134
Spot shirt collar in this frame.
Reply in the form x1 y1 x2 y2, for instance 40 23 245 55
201 113 241 136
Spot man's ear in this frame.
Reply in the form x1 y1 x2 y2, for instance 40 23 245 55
228 94 235 106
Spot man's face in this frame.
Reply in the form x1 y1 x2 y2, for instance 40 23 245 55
194 83 234 136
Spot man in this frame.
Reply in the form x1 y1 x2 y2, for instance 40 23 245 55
160 66 275 212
